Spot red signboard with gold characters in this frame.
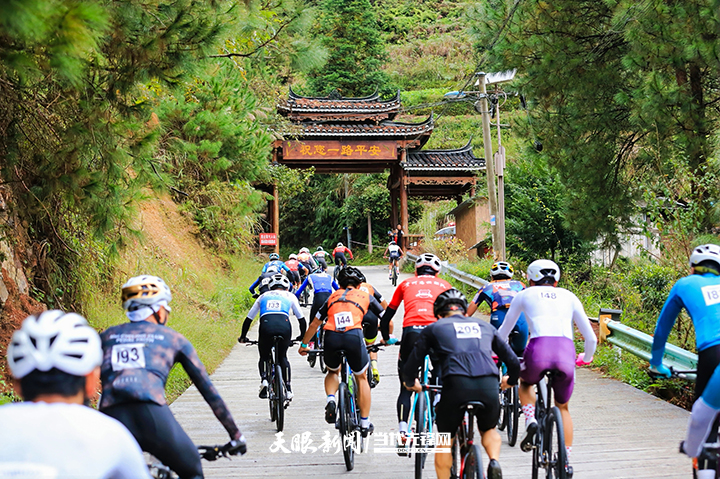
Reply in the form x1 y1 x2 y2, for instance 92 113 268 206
283 140 396 160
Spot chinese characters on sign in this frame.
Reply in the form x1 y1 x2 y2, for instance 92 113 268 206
283 141 396 160
259 233 277 246
268 431 451 454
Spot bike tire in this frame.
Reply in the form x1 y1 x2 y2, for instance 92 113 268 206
275 364 285 432
269 365 277 423
462 444 483 479
508 384 520 447
532 443 540 479
308 350 317 368
497 388 508 431
546 407 567 479
392 266 398 287
415 392 428 479
338 382 354 471
319 329 327 373
450 435 461 479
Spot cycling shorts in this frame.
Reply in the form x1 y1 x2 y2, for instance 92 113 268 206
258 314 292 362
521 336 576 404
310 292 332 323
362 313 379 343
388 254 400 262
435 375 499 434
323 329 369 374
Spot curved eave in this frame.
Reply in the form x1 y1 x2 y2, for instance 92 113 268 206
288 86 380 102
403 166 485 172
298 114 433 137
408 139 473 155
278 90 402 114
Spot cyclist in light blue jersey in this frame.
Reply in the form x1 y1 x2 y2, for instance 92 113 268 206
650 244 720 474
239 274 306 400
262 252 292 276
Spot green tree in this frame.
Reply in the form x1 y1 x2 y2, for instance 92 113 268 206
307 0 390 96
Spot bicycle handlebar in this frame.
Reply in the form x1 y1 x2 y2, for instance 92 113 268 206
198 439 246 461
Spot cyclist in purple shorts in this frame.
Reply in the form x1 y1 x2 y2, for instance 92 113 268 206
497 259 597 472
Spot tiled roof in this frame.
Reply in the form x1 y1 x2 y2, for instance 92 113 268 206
278 88 401 116
404 141 486 171
300 115 433 137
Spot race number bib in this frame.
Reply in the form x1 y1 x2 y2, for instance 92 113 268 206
702 285 720 306
266 300 282 311
111 343 146 371
334 311 354 329
453 322 482 339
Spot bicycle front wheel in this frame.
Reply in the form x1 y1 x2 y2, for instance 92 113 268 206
462 444 483 479
545 407 567 479
319 329 327 373
498 388 508 431
414 392 428 479
274 364 285 432
338 382 354 471
507 385 520 447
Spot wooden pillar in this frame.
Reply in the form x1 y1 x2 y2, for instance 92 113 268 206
272 183 280 254
399 152 409 251
390 168 399 228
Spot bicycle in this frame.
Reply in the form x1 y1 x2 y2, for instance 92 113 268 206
449 400 485 479
307 322 327 373
523 370 569 479
405 354 441 479
496 356 521 447
148 440 244 478
299 270 313 307
242 336 294 432
385 256 401 286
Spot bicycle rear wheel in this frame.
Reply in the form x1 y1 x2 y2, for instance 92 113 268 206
507 385 520 447
498 388 508 431
414 392 428 479
450 435 461 479
274 364 285 432
319 329 327 373
392 264 398 286
462 444 483 479
338 382 354 471
545 407 567 479
268 363 277 423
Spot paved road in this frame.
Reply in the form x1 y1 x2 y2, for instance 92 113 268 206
171 265 691 478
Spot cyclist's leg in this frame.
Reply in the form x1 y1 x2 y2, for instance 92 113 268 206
345 329 372 424
434 376 468 479
511 313 529 357
695 345 720 470
362 314 380 383
685 362 720 457
541 338 577 450
322 330 344 422
103 402 203 479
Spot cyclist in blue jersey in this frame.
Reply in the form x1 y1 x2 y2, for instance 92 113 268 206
262 252 292 276
466 261 529 356
296 266 339 321
239 274 306 400
249 265 279 296
650 244 720 475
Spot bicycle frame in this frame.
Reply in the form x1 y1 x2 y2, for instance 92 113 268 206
407 355 435 444
532 371 567 479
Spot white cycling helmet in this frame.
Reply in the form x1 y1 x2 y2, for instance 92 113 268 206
121 275 172 311
8 310 102 379
266 265 279 274
689 244 720 268
490 261 514 279
415 253 442 273
337 242 343 248
300 247 309 254
268 274 291 291
289 253 298 260
527 259 561 283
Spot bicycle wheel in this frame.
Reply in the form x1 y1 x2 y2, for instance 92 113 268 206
462 444 483 479
268 363 277 422
415 392 428 479
532 443 540 479
545 407 567 479
450 435 461 479
274 364 285 432
338 382 354 471
319 329 327 373
392 265 398 286
507 385 520 447
497 389 508 431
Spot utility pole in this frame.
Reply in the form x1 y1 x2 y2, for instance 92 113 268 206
477 72 500 259
495 85 507 260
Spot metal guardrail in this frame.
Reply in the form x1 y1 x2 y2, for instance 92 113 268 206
406 254 698 381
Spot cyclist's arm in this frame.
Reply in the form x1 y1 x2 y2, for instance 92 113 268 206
249 276 261 295
383 247 389 256
369 295 384 317
295 276 310 298
492 330 520 385
240 297 262 338
651 285 685 366
280 263 292 274
261 263 269 273
380 285 403 339
346 247 354 259
401 328 432 387
331 280 340 290
178 341 242 440
572 296 597 361
290 295 307 337
497 298 522 341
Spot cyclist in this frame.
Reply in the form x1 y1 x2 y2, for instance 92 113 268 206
333 242 354 268
313 246 329 271
2 310 151 478
296 265 339 360
239 274 306 400
650 244 720 476
298 266 384 438
100 275 246 479
498 259 596 475
466 261 528 356
356 270 390 386
379 253 452 446
383 240 404 280
403 289 520 479
262 252 292 277
249 265 280 297
285 253 307 288
298 247 318 272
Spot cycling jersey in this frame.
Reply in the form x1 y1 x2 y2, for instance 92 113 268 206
262 260 291 274
99 321 241 440
381 275 452 336
387 244 402 258
285 259 306 272
249 270 276 295
651 273 720 365
473 279 526 311
313 251 328 260
296 271 339 297
332 246 353 259
358 282 385 304
402 313 520 384
498 286 597 360
318 288 383 332
247 289 304 320
297 252 317 270
0 402 150 479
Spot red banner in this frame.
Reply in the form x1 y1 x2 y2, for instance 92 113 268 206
283 140 396 160
259 233 277 246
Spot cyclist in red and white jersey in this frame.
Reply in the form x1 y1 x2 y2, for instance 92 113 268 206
332 242 353 267
380 253 451 446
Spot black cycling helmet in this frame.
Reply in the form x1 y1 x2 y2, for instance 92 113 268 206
337 266 364 288
433 288 468 318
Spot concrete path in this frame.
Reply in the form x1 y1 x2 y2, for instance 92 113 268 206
171 265 691 478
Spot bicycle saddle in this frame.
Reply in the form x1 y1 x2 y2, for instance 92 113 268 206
460 401 486 411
